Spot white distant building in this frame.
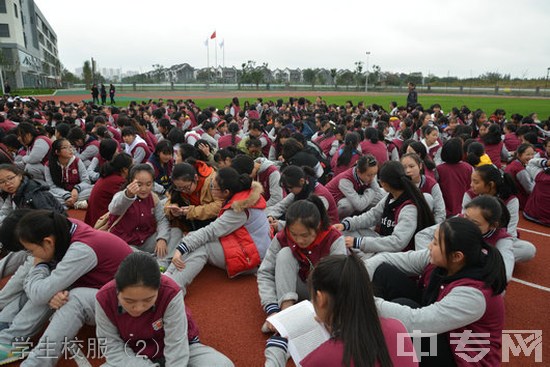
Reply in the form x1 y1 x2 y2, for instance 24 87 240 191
0 0 61 88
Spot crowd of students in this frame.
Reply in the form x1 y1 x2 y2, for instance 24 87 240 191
0 93 545 366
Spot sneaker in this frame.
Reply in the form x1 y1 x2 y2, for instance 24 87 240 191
73 200 88 210
0 343 26 365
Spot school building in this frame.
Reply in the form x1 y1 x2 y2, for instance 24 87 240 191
0 0 61 89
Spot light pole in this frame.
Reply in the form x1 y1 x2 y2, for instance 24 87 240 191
364 51 371 93
545 67 550 97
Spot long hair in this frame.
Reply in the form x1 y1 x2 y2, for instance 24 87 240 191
465 195 510 230
310 254 393 367
16 210 72 263
216 167 252 200
474 164 517 200
286 195 330 232
337 132 359 167
48 138 69 187
100 152 133 178
378 161 435 233
439 217 507 295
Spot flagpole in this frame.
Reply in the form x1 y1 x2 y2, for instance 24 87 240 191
215 37 218 73
206 39 210 84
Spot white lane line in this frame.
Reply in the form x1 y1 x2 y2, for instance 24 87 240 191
511 277 550 292
518 227 550 238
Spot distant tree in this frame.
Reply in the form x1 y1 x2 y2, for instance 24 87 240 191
330 68 337 87
61 67 81 84
337 71 355 88
408 72 423 86
303 68 319 88
354 61 364 86
240 61 266 89
82 60 93 89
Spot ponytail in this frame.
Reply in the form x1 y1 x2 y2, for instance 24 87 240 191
378 161 435 233
311 254 394 367
337 132 359 167
100 152 133 178
474 164 517 200
216 167 253 200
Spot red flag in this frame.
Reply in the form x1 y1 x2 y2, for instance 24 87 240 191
210 31 216 39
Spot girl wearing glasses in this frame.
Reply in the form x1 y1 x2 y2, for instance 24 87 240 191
45 138 93 209
326 155 385 220
167 167 271 293
0 164 65 225
165 160 223 252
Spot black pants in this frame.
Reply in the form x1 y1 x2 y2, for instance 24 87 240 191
372 263 457 367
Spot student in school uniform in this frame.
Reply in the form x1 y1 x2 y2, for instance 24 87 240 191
257 196 346 333
86 138 120 183
122 126 152 164
0 210 133 366
67 126 100 168
330 132 361 177
437 138 473 217
420 126 442 164
84 153 133 227
14 122 52 183
44 138 92 209
108 164 173 269
462 164 520 237
147 140 175 196
312 119 339 158
95 252 234 367
0 164 65 225
479 124 509 170
231 155 284 208
368 217 507 367
266 165 339 228
504 143 535 209
405 141 437 181
415 195 536 281
326 155 385 220
334 161 435 255
264 254 417 367
523 157 550 226
167 167 272 293
401 153 446 223
360 127 389 166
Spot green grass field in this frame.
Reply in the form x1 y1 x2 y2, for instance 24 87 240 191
89 94 550 119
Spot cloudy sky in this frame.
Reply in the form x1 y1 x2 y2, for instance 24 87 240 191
34 0 550 78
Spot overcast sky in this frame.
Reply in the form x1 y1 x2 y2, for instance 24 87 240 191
34 0 550 78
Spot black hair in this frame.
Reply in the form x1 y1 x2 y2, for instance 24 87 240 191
378 161 435 233
465 141 485 166
523 132 538 145
286 195 330 232
214 147 240 163
310 254 393 367
0 208 33 253
55 123 71 138
16 121 40 141
337 132 360 167
16 210 72 262
100 152 133 178
280 165 317 200
154 139 173 156
99 138 119 161
441 137 464 164
465 195 510 230
438 217 507 295
281 138 304 162
171 162 197 182
228 122 240 146
48 138 71 188
67 126 86 145
126 163 155 187
231 154 255 175
364 127 379 144
474 164 517 200
481 124 502 145
215 167 253 200
166 128 186 145
407 141 436 171
356 155 377 173
115 252 161 292
514 143 535 161
121 126 137 137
